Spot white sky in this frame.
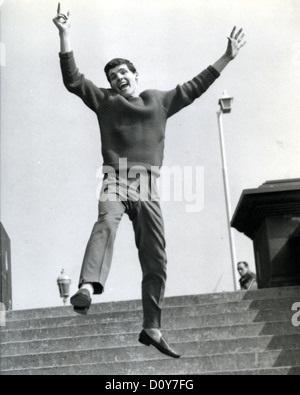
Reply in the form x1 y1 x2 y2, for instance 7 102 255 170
1 0 300 310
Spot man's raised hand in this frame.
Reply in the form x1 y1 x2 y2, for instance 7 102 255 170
226 27 246 60
53 2 71 33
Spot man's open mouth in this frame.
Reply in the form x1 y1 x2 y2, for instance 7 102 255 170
119 82 129 91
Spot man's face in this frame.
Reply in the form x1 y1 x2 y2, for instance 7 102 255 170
238 264 249 277
108 64 139 99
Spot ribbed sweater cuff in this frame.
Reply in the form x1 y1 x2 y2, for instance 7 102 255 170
59 51 74 59
208 66 220 78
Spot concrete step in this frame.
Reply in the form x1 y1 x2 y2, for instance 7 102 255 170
6 286 300 321
205 366 300 375
2 287 299 375
5 296 298 326
2 349 300 375
2 330 300 360
2 317 298 346
3 301 296 331
2 317 299 347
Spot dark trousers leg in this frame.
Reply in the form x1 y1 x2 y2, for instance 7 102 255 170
79 199 125 294
132 200 167 329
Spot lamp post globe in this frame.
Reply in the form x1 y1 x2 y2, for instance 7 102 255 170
219 90 234 114
57 269 71 305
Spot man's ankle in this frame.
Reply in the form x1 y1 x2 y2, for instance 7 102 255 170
80 283 94 295
144 328 162 342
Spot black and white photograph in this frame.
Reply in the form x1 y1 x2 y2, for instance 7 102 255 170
0 0 300 377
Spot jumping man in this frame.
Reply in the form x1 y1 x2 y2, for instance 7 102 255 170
53 3 246 359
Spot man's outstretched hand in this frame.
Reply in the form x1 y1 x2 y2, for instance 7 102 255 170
53 2 71 33
225 27 246 60
212 27 246 73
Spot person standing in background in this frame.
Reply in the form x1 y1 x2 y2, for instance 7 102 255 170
238 262 258 290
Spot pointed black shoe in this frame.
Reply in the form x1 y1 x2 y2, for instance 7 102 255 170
70 289 92 315
139 330 181 359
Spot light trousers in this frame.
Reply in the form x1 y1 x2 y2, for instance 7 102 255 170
79 173 167 329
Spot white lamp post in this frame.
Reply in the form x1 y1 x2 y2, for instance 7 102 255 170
217 90 238 291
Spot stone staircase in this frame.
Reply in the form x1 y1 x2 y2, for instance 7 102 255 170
1 287 300 375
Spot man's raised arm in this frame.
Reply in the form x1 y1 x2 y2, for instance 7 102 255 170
52 3 106 113
53 2 72 54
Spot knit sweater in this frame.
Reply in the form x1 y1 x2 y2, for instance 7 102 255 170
60 52 220 175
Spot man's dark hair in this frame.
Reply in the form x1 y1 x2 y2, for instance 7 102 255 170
104 58 137 83
238 261 249 268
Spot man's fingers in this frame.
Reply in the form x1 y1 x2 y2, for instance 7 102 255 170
230 27 244 40
230 26 236 39
58 13 67 20
237 33 245 43
57 3 70 20
235 28 243 40
53 17 61 26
